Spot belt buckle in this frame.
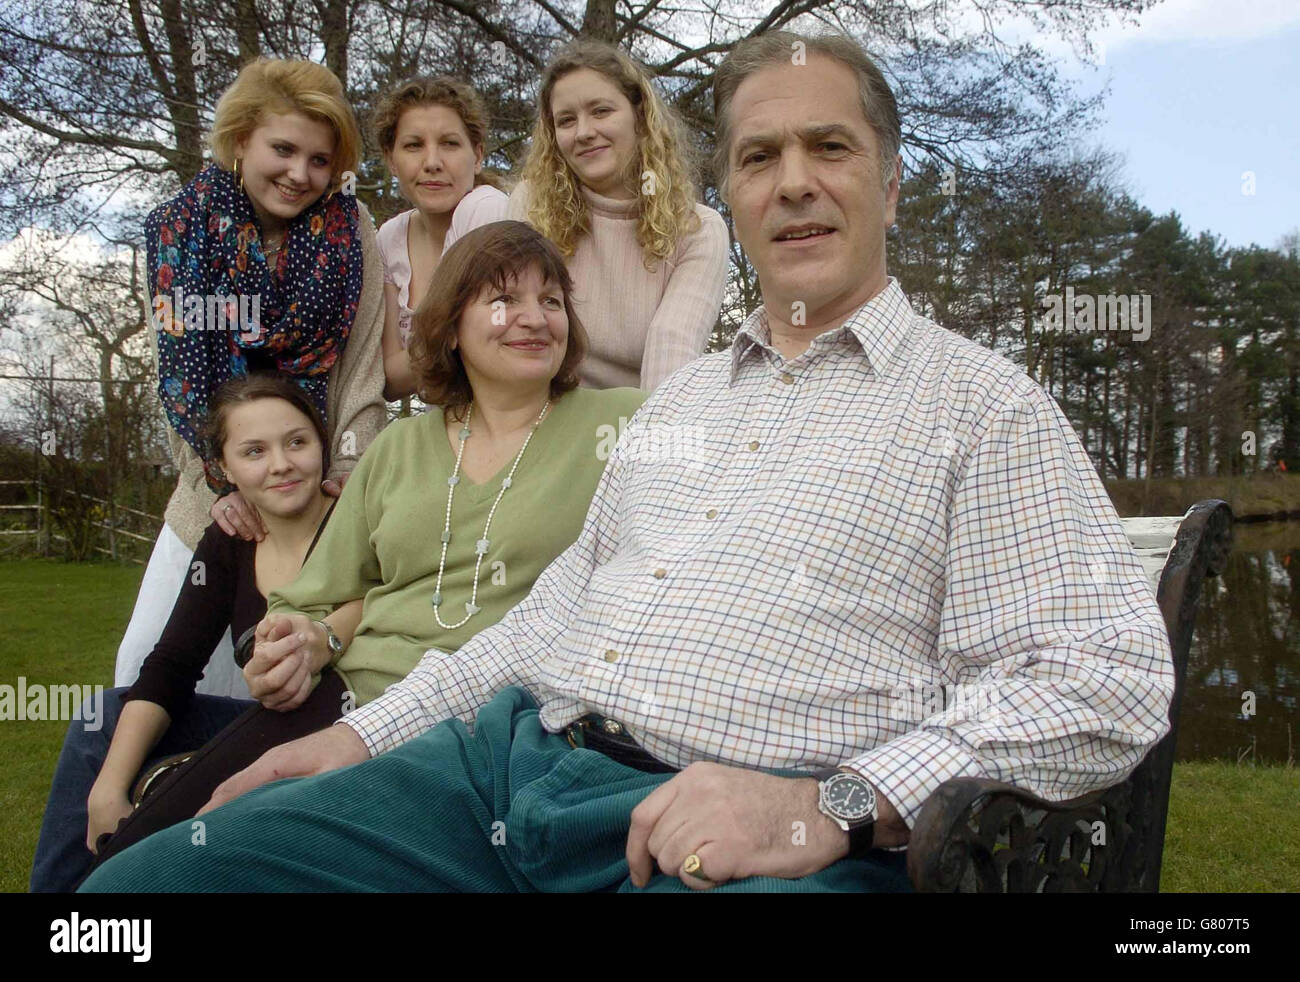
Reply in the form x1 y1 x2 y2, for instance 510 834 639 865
566 714 627 751
565 719 586 750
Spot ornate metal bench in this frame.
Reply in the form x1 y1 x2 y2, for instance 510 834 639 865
906 499 1234 892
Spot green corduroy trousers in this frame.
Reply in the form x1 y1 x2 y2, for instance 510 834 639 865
81 686 912 893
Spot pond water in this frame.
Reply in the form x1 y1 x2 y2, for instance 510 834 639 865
1178 520 1299 764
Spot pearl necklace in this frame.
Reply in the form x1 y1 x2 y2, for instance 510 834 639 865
431 399 551 629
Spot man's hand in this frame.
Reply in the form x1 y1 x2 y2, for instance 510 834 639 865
625 762 908 890
243 613 331 711
197 723 368 816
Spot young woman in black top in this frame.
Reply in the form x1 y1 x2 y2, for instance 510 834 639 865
30 373 362 892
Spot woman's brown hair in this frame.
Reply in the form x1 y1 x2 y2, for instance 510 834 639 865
407 220 587 418
369 75 504 191
203 372 331 476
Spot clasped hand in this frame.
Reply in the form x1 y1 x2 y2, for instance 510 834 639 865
243 613 329 711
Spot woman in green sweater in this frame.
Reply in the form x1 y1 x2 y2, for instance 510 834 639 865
260 218 646 706
88 219 645 863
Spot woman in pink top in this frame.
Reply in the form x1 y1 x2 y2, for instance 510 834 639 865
372 77 509 399
508 41 729 391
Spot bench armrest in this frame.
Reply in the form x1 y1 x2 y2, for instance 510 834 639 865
904 499 1234 892
906 777 1131 891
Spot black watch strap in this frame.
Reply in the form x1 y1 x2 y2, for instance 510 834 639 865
846 819 876 857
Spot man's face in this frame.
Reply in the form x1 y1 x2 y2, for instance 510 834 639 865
724 56 899 326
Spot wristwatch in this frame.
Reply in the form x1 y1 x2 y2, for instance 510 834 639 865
814 768 877 857
314 620 344 660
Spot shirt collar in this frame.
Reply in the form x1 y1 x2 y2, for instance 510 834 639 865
729 277 916 384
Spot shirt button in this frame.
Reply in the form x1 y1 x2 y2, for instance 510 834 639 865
705 508 718 519
780 372 794 384
652 568 666 579
748 440 760 451
604 649 620 663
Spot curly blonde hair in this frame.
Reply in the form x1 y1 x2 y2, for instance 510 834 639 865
519 40 700 270
209 58 361 193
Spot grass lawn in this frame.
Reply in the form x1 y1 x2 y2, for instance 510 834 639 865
0 557 1296 893
1 557 144 893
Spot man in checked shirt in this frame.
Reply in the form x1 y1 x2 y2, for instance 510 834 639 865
82 31 1173 894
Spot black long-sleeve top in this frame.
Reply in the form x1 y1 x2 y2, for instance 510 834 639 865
124 508 332 719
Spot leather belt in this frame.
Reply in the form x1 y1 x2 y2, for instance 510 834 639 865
564 713 679 774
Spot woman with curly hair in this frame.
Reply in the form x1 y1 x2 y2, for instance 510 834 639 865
508 40 729 391
117 58 387 703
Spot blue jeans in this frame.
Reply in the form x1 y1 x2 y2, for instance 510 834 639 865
29 687 253 892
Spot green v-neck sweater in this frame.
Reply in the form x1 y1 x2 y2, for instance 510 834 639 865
267 386 646 707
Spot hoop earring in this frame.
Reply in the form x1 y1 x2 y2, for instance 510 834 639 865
233 157 244 193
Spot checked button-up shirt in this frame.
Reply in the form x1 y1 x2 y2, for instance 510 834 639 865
343 277 1174 829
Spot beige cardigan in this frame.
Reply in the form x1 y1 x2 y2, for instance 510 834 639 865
150 200 388 552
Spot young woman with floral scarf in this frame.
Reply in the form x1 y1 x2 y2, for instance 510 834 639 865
115 58 387 701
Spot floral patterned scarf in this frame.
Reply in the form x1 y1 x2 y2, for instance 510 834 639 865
145 162 363 490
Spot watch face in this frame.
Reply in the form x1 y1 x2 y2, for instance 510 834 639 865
823 773 876 821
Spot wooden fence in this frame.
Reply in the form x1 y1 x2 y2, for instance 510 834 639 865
0 479 160 564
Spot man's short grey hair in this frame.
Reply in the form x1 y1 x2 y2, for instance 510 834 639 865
711 31 902 200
